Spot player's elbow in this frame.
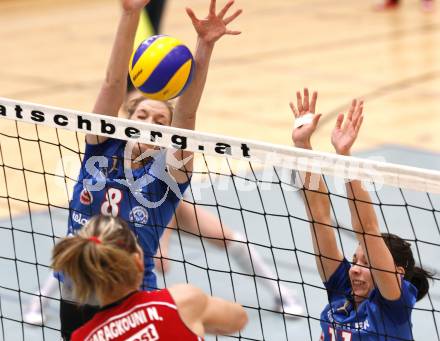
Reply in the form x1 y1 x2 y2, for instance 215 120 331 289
215 303 248 335
232 305 248 332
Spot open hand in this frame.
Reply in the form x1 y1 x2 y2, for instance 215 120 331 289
290 88 321 149
331 99 364 155
186 0 242 45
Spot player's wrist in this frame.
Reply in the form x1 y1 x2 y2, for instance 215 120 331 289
197 36 216 49
336 148 351 156
294 140 312 149
121 7 142 18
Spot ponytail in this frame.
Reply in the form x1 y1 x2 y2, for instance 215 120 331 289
406 266 434 301
52 215 141 304
382 233 434 301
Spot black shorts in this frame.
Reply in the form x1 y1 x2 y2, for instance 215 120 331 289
60 299 100 340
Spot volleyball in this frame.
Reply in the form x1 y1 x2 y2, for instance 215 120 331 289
129 35 194 101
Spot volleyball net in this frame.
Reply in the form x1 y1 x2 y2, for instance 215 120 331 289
0 97 439 341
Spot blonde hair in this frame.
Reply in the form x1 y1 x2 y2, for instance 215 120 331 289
125 93 175 121
52 215 141 304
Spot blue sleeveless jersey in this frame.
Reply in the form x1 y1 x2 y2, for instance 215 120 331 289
68 138 189 290
319 259 417 341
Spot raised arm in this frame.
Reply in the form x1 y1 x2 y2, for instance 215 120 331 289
331 100 402 300
87 0 150 144
290 88 343 282
169 0 242 183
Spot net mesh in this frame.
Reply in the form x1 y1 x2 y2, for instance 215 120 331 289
0 98 439 340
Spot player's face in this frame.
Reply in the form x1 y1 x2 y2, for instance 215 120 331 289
349 245 374 304
128 99 173 161
130 99 172 126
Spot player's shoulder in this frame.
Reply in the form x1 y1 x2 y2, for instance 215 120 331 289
71 324 90 341
71 308 116 341
139 288 174 303
120 290 183 313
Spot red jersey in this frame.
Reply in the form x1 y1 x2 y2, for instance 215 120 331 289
72 289 204 341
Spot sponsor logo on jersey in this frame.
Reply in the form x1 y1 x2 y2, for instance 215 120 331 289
129 206 149 227
80 188 93 205
72 212 89 227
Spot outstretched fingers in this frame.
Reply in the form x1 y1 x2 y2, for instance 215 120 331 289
296 91 304 113
289 102 299 117
347 99 356 121
223 9 243 25
355 115 364 135
225 28 242 35
335 113 344 130
310 91 318 113
303 88 310 112
312 113 322 128
295 88 318 113
354 100 363 120
185 7 198 24
292 88 319 124
209 0 217 15
351 100 363 128
354 101 364 135
218 0 234 18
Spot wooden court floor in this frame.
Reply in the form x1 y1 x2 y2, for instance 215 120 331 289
0 0 440 152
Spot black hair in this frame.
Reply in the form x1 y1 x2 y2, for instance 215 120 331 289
382 233 434 301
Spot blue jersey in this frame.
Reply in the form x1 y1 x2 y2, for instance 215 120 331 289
68 138 189 290
320 259 417 341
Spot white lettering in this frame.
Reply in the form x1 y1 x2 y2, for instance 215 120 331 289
146 307 160 321
97 330 105 341
121 318 130 331
72 212 89 226
88 309 149 341
125 324 159 341
104 326 113 340
115 320 125 335
109 322 119 338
